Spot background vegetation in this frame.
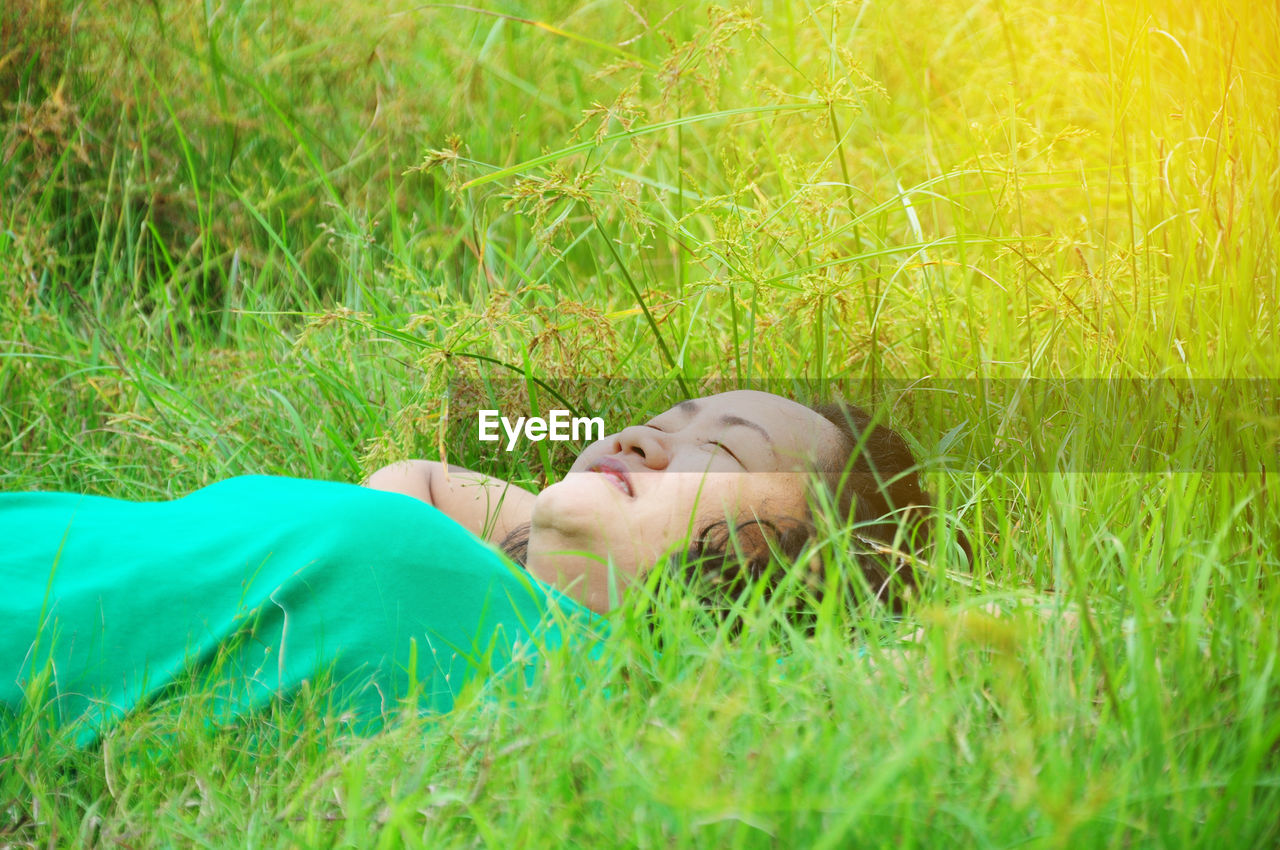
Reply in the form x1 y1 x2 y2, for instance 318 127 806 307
2 0 1277 846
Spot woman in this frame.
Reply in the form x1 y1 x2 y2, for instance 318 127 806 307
370 390 947 610
1 390 952 743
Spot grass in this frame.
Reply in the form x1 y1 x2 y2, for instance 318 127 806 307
2 0 1278 846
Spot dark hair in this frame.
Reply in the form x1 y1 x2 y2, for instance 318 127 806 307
500 400 969 609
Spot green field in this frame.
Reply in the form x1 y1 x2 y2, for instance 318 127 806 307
2 0 1278 846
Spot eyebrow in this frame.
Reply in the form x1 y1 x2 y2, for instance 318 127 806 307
672 400 774 446
718 414 774 445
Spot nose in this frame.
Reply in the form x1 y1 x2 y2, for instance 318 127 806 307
614 425 671 469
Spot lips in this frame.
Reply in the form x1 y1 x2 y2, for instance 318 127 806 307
588 456 634 497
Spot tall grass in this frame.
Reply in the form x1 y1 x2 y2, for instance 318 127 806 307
2 0 1277 846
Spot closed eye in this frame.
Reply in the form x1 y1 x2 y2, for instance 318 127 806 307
707 441 741 464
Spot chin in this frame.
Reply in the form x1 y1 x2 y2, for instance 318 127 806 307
532 476 611 539
531 482 650 569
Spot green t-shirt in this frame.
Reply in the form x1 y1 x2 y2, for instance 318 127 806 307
1 476 598 743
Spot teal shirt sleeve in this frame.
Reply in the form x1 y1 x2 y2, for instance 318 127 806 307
0 476 599 743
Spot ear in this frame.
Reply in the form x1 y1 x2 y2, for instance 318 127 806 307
722 519 777 579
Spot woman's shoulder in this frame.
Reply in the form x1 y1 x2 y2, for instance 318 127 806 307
186 474 490 551
189 475 582 603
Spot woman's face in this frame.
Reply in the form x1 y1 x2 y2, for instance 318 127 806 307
525 390 846 612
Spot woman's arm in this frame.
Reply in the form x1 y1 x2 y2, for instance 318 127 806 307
364 461 536 545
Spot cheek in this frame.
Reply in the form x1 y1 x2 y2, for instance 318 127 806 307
691 475 810 534
684 476 755 524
